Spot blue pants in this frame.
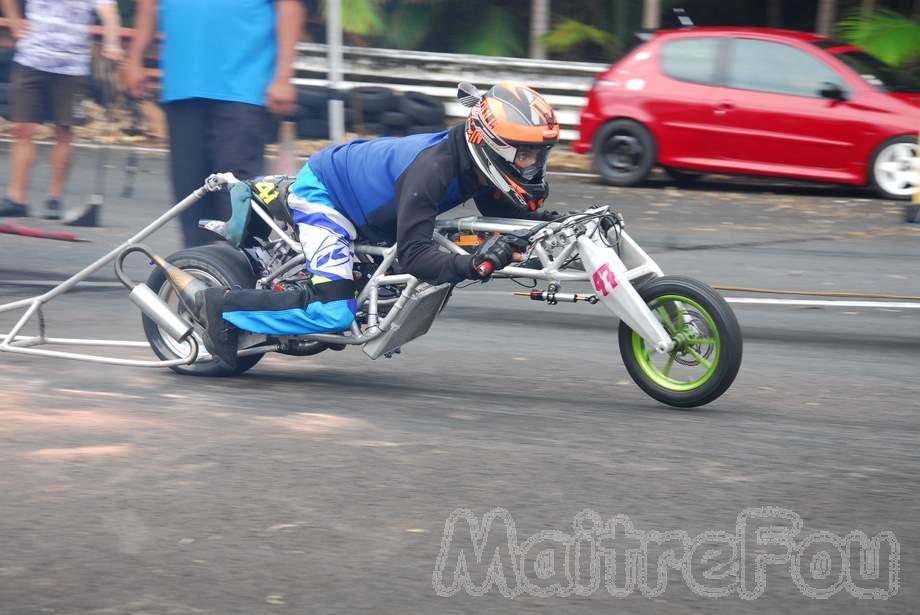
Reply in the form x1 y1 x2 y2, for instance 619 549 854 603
221 169 358 336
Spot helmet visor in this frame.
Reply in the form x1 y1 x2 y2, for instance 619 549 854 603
513 145 552 181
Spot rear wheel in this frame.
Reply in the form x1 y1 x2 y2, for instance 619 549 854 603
618 276 742 408
142 244 265 377
592 119 656 186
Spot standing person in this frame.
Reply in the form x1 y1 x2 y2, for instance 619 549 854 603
123 0 305 248
0 0 123 219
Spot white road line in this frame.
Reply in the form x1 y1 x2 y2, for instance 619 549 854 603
466 289 920 309
2 280 918 309
0 138 172 155
0 280 123 288
0 139 310 160
724 297 920 309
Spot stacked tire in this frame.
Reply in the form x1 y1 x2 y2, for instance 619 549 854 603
294 85 335 140
0 47 14 120
289 85 447 140
350 87 447 136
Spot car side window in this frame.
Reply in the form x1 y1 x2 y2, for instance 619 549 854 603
727 39 845 98
660 38 721 86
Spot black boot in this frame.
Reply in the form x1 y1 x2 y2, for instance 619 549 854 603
196 287 239 370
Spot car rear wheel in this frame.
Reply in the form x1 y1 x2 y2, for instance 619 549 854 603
592 119 656 186
869 136 918 200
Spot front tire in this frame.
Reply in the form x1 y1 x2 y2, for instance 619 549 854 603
869 136 918 200
618 276 742 408
592 119 656 186
142 244 265 377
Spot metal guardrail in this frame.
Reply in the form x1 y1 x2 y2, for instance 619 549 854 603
291 43 608 142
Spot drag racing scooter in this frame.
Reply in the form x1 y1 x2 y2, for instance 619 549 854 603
0 172 743 407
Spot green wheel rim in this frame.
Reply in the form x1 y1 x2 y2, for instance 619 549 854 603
632 294 720 392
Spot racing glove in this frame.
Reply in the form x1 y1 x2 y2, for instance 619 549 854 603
471 234 530 279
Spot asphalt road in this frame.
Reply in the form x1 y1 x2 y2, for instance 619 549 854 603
0 145 918 614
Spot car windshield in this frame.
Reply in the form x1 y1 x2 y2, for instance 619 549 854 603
833 50 920 93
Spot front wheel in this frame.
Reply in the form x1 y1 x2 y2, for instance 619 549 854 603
618 276 742 408
869 136 918 200
142 244 265 377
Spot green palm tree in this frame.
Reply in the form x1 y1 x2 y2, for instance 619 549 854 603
837 9 920 66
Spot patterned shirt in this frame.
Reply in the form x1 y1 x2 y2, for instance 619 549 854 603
13 0 115 77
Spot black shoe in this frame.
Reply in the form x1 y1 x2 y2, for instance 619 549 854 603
198 287 239 370
43 198 62 221
0 198 29 217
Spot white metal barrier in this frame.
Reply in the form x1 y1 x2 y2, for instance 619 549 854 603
291 43 609 142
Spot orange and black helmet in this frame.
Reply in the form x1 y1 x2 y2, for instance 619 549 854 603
460 82 560 212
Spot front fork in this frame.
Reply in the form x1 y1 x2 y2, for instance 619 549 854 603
576 235 673 354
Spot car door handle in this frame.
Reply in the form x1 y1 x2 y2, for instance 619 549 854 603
714 103 734 116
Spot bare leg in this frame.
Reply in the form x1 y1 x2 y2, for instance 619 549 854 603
7 122 37 203
49 125 74 199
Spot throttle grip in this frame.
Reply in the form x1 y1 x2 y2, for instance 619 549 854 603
475 259 495 278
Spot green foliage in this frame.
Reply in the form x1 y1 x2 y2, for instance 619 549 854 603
323 0 385 37
542 19 617 55
837 9 920 66
452 6 524 57
381 3 438 50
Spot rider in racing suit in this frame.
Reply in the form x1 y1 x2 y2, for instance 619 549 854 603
192 82 561 369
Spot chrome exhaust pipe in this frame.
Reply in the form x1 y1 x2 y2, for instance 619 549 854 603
128 283 194 342
115 244 199 342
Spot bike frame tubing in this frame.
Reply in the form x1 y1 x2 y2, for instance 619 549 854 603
0 173 239 366
433 215 664 283
433 214 671 352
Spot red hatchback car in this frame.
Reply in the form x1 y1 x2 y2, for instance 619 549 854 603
573 27 920 199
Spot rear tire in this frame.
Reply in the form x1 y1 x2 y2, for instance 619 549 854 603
618 276 742 408
592 119 656 186
142 244 265 377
